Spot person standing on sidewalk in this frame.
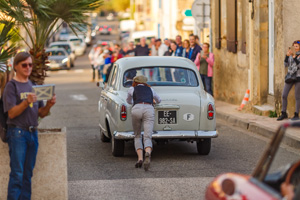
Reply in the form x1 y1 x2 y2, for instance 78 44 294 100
88 45 100 82
134 37 150 56
126 75 161 171
3 52 56 200
182 39 190 58
194 43 214 96
175 35 184 57
277 40 300 121
188 35 202 62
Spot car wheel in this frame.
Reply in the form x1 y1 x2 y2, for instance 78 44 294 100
196 138 211 155
112 137 125 157
100 130 110 143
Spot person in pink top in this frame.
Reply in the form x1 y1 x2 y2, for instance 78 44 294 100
194 43 214 96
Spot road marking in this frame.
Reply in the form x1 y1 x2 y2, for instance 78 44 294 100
74 69 84 73
57 71 68 74
70 94 88 101
69 177 213 200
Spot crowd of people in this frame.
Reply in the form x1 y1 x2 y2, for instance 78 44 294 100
88 34 214 95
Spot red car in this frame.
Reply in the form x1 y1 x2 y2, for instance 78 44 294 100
205 121 300 200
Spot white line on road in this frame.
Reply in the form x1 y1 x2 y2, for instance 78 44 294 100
74 69 84 73
57 71 68 74
69 177 212 200
70 94 88 101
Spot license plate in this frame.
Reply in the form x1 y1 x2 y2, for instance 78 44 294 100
158 110 177 124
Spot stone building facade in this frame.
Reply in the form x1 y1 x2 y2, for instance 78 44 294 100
211 0 300 115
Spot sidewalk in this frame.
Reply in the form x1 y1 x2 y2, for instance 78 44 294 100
215 101 300 149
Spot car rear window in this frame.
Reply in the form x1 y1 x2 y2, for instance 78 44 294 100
47 50 66 56
50 45 71 54
123 67 199 87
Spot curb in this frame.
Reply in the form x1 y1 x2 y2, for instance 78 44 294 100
216 110 300 149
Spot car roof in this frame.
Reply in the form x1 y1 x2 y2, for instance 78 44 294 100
115 56 197 71
49 41 71 46
45 48 68 53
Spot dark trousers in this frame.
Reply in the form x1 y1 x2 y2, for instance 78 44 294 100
201 74 213 96
7 127 39 200
91 65 96 80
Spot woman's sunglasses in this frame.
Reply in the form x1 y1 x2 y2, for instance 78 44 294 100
21 63 33 68
294 41 300 44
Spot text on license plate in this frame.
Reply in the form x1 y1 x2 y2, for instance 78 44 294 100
158 110 177 124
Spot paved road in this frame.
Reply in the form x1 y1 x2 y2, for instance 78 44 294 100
39 30 300 200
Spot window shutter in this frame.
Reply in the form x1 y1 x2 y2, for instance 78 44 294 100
241 0 247 53
215 0 221 49
226 0 237 53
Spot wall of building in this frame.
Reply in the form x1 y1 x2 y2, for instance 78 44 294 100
212 0 249 104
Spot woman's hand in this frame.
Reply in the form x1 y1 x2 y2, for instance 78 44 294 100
287 49 292 56
202 53 208 59
281 182 294 200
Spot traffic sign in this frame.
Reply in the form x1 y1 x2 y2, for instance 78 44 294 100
184 9 192 17
191 0 211 26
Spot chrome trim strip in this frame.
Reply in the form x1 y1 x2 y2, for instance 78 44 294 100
114 130 218 140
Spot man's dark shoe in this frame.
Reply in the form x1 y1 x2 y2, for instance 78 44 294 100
135 160 143 168
144 152 151 171
277 112 288 121
291 112 299 121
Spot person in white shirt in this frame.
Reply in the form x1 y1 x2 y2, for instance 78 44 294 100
88 45 100 81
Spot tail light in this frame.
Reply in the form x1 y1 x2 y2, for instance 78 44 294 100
207 103 214 120
108 28 112 31
120 104 127 121
99 28 103 31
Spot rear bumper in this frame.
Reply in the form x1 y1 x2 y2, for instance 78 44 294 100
114 130 218 140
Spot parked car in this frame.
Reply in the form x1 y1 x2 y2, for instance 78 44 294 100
99 25 112 35
58 28 70 41
45 48 71 70
67 35 87 56
49 41 76 67
97 56 218 157
205 121 300 200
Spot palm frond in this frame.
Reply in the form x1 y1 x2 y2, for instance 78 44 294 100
0 21 17 63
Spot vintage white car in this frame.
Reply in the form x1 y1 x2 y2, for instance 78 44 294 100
97 56 218 157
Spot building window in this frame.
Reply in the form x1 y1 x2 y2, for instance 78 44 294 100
226 0 237 53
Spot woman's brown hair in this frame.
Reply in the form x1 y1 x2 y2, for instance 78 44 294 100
13 52 32 67
183 39 190 48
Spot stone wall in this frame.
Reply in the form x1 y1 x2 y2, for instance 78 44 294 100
212 0 249 105
0 128 68 200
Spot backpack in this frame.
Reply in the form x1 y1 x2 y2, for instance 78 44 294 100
0 81 16 143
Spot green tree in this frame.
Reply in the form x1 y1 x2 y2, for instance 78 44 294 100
101 0 130 12
0 21 19 63
0 0 103 85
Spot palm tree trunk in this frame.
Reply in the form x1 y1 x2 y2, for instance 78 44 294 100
29 47 48 85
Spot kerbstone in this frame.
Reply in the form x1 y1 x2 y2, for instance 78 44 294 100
0 128 68 200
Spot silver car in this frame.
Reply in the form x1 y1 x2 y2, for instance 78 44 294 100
46 48 71 70
49 41 76 67
98 56 218 157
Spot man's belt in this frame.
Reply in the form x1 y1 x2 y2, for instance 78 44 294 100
8 125 38 132
137 102 152 105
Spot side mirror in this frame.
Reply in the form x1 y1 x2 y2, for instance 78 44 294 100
97 81 105 89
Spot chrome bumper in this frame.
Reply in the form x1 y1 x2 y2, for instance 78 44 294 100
114 130 218 140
